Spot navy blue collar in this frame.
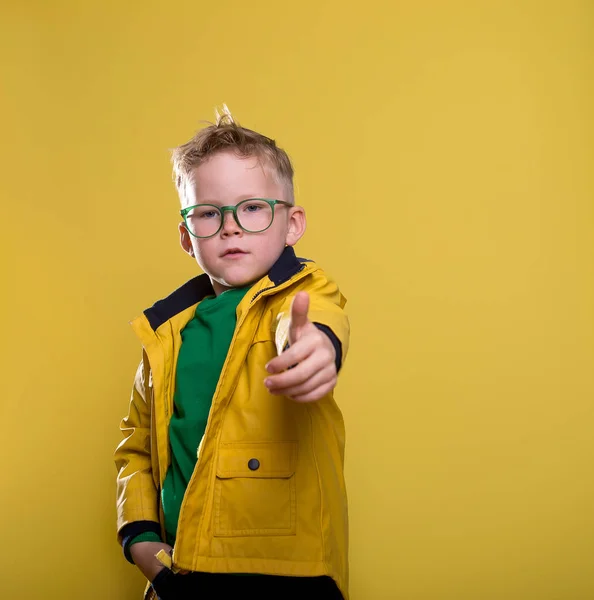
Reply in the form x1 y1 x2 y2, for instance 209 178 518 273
144 246 305 331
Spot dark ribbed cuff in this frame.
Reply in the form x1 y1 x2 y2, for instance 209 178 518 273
120 520 162 564
313 323 343 372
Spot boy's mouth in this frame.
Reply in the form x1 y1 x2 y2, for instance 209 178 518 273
221 248 248 257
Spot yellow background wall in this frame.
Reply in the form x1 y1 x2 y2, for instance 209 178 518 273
1 1 592 598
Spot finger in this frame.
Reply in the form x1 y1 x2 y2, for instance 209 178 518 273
291 378 337 403
265 358 322 393
289 291 310 344
279 365 336 399
266 335 316 374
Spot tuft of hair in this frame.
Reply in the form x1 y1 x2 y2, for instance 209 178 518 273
171 104 294 204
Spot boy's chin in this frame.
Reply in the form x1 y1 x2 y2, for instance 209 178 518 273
212 273 262 292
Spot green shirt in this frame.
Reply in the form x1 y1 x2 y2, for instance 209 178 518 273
161 285 249 544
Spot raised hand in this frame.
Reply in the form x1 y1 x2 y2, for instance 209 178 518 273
265 292 338 402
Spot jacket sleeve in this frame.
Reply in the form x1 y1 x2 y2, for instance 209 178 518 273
274 268 350 371
114 353 160 543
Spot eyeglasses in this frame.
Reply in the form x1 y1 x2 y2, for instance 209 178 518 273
180 198 292 239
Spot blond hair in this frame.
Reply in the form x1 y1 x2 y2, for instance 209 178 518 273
171 105 295 204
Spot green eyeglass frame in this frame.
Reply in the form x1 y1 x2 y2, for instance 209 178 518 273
180 198 292 239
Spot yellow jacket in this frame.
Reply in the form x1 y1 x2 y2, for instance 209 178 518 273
115 247 350 598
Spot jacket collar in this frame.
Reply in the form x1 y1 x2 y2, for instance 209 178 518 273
143 245 304 332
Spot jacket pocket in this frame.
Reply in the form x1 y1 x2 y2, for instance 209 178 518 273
213 441 297 537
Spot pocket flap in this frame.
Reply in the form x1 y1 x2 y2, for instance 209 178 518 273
216 441 297 478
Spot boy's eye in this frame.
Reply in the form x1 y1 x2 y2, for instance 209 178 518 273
193 208 219 219
243 203 263 213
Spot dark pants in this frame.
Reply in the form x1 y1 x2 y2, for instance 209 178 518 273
151 569 344 600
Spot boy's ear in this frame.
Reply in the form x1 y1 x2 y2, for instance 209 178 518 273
285 206 306 247
179 222 195 257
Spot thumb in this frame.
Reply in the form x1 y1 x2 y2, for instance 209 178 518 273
289 291 310 344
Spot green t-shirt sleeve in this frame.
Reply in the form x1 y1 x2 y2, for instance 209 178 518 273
124 531 163 563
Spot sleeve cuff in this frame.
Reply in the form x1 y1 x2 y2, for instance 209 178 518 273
120 521 162 564
313 323 343 372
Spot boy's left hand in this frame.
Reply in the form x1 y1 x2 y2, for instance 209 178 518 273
265 291 337 402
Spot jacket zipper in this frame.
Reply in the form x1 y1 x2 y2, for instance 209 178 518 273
249 262 305 304
251 286 275 303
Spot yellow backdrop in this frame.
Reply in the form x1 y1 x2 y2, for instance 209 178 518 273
1 1 593 598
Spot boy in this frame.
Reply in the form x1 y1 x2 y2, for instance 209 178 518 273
115 107 350 600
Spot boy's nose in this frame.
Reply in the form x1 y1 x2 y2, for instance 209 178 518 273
221 211 241 236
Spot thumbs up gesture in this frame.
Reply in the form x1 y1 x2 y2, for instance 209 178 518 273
265 291 338 402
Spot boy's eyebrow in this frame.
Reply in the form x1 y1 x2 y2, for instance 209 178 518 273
193 194 269 206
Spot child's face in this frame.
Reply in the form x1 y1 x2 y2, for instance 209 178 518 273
179 150 305 295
